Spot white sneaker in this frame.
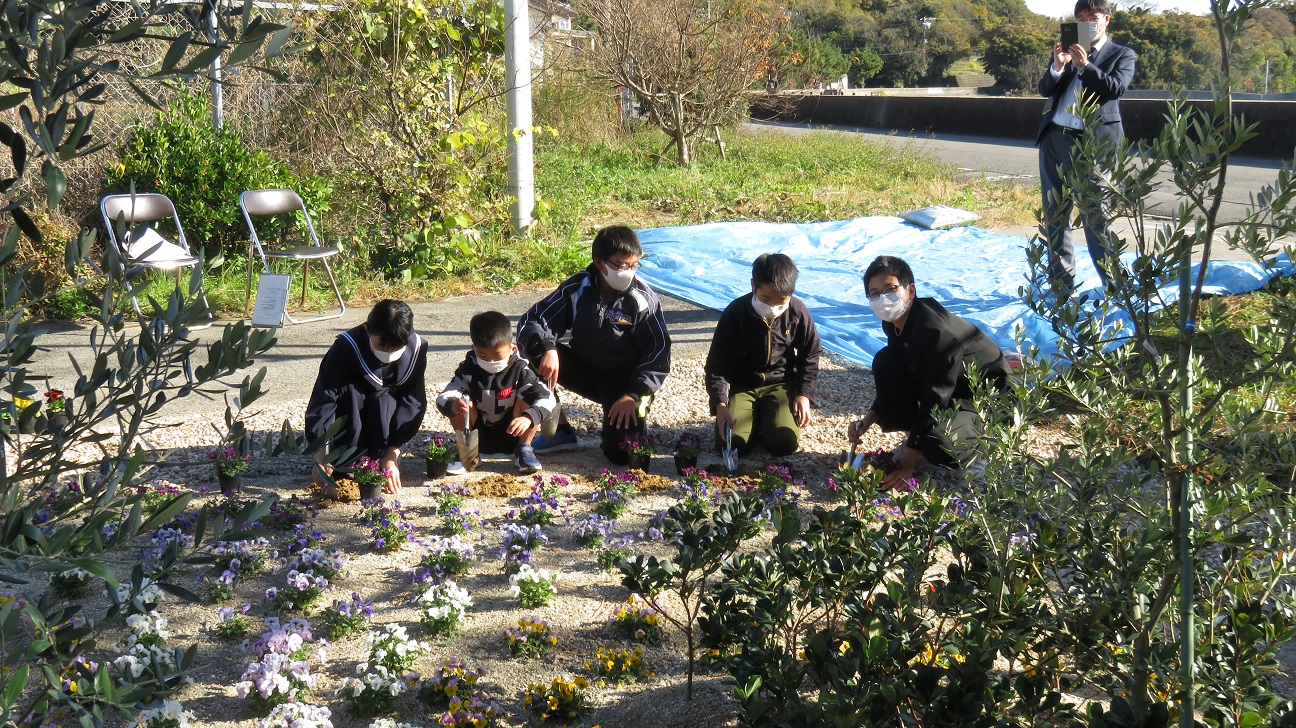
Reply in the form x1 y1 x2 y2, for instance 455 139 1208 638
446 461 467 476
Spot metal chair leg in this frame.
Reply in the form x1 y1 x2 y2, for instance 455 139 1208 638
283 256 346 324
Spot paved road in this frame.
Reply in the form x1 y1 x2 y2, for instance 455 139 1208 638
748 120 1291 260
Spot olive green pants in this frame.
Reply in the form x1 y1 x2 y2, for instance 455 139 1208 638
727 383 800 456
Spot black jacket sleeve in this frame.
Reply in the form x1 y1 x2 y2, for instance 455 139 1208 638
517 273 582 360
387 342 428 450
627 295 672 397
789 301 822 404
909 315 966 447
704 302 741 414
435 355 476 420
305 340 351 440
1079 44 1135 101
515 364 556 425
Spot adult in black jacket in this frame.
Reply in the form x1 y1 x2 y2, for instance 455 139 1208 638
1036 0 1136 296
517 225 671 464
848 257 1010 489
305 300 428 493
705 253 821 457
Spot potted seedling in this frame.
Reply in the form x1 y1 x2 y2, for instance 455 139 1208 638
673 432 701 475
44 389 69 432
621 433 655 472
12 395 39 435
207 445 250 497
424 433 457 479
353 455 389 501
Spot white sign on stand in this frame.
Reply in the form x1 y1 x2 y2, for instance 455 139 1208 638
250 274 292 328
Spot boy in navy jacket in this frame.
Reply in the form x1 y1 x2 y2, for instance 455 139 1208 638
517 225 671 464
436 311 554 474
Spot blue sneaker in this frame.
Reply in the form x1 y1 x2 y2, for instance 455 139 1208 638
515 446 543 474
531 426 578 453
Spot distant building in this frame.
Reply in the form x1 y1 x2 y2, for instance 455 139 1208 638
529 0 595 69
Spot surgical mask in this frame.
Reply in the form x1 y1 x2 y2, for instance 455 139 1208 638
476 355 510 375
373 346 404 364
751 297 789 321
601 263 636 292
870 291 910 323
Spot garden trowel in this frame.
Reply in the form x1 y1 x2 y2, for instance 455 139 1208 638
456 396 480 472
839 442 858 469
721 424 739 476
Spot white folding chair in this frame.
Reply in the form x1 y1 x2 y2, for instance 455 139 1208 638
99 192 214 328
239 188 345 324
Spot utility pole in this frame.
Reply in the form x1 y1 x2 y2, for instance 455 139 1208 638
209 0 224 129
504 0 534 235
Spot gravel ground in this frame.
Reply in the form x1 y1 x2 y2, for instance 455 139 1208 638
25 351 1262 728
19 351 946 728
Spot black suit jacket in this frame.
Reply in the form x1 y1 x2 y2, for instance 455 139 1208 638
1035 39 1137 146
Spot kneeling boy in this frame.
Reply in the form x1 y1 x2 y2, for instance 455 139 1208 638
705 253 821 457
436 311 554 474
517 225 671 465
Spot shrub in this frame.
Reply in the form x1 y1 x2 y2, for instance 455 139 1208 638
508 565 558 608
104 90 330 260
337 664 410 717
416 580 473 637
503 616 557 659
522 676 589 723
319 594 373 641
586 646 653 684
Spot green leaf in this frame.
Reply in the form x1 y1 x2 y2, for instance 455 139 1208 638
42 161 66 209
0 93 26 113
3 665 27 706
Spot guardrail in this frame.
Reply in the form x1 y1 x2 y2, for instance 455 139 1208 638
755 93 1296 159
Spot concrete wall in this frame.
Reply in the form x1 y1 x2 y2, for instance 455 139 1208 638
757 94 1296 159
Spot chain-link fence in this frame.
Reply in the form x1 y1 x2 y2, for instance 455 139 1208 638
60 77 313 221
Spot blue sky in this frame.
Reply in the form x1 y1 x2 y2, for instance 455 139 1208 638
1023 0 1212 18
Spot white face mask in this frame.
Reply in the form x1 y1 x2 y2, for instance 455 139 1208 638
373 346 404 364
476 354 511 375
751 296 790 321
870 291 910 323
601 263 636 292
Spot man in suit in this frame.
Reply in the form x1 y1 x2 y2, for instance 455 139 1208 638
1036 0 1136 298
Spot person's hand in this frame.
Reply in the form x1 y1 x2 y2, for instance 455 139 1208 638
538 349 560 388
1052 42 1071 71
1069 43 1088 70
847 414 875 444
506 416 532 437
452 398 470 415
882 446 919 490
311 451 334 489
792 395 811 429
380 447 402 494
608 395 639 430
715 403 734 439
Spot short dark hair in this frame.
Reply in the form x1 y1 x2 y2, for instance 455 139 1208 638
863 255 915 290
591 225 643 261
1075 0 1111 15
367 299 414 349
751 253 799 296
469 311 513 349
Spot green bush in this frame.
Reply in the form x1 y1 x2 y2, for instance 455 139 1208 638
104 91 330 261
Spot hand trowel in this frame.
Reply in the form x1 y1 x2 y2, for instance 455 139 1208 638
456 396 480 472
721 424 739 476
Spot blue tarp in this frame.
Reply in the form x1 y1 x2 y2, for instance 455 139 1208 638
635 217 1290 366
